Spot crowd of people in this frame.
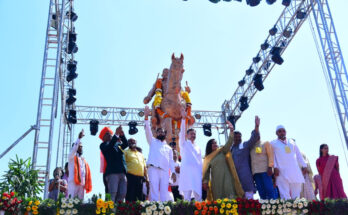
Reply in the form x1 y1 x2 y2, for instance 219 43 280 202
47 105 347 203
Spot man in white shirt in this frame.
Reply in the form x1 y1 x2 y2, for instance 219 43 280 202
68 129 92 200
178 108 202 201
144 105 175 201
271 125 308 200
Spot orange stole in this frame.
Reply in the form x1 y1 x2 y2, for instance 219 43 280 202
74 156 92 193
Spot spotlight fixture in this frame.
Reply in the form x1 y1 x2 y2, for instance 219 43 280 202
67 109 77 124
66 71 78 82
269 26 278 36
69 31 77 43
66 11 78 22
227 115 236 128
120 110 127 116
90 120 99 136
282 0 291 7
239 96 249 112
203 123 212 137
195 113 201 120
138 111 145 117
209 0 220 3
246 0 261 7
253 55 261 63
238 79 246 87
101 109 108 116
128 121 138 135
66 88 76 105
283 28 292 38
296 10 306 19
253 74 264 91
261 41 270 50
266 0 276 4
67 60 77 72
66 41 78 54
270 47 284 65
246 67 254 76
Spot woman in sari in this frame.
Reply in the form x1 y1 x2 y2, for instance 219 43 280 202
202 121 244 200
316 144 346 199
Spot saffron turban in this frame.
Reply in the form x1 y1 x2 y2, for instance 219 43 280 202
99 127 114 140
276 125 285 132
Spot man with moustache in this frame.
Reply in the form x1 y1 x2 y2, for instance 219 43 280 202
144 105 176 201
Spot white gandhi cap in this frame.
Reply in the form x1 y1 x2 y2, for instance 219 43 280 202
276 125 285 132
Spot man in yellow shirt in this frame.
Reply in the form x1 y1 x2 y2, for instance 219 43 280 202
125 138 147 201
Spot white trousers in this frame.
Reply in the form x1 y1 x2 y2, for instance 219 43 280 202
276 175 302 200
183 190 201 201
245 191 254 200
148 166 170 201
68 182 84 199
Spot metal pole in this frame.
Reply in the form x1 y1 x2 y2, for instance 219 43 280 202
0 126 37 159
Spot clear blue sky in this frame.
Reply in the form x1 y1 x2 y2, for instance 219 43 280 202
1 0 348 200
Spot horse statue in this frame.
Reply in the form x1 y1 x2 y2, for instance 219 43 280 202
143 53 195 145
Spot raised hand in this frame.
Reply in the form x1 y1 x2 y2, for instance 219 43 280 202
226 120 234 133
115 126 124 136
144 106 151 117
180 107 187 119
255 116 260 127
78 129 85 139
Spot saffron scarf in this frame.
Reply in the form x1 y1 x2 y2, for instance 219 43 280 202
74 156 92 193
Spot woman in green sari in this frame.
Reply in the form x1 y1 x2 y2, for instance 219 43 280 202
202 121 244 200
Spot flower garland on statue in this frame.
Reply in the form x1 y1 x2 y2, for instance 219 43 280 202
153 78 168 119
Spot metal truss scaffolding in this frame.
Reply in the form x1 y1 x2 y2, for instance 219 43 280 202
30 0 348 198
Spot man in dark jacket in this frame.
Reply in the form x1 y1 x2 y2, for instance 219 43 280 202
100 126 128 202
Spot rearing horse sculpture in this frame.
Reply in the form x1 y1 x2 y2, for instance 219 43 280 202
144 53 194 145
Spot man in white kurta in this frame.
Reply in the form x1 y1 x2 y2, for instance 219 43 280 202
68 130 86 199
271 125 308 200
144 106 175 201
178 110 203 201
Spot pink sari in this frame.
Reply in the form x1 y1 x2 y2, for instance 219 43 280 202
317 155 347 199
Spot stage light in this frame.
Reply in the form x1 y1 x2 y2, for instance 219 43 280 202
253 74 264 91
69 31 77 43
209 0 220 3
266 0 276 4
246 0 261 7
269 26 278 36
67 60 77 72
282 0 291 6
66 88 76 105
120 110 127 116
138 111 144 117
67 109 77 124
253 55 261 63
66 11 78 22
246 67 254 76
128 121 138 135
101 110 108 116
296 10 306 19
270 47 284 65
90 120 99 136
66 71 78 82
238 79 245 87
283 28 292 38
195 113 201 120
239 96 249 112
227 115 236 128
66 41 78 54
261 41 270 50
203 123 212 137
